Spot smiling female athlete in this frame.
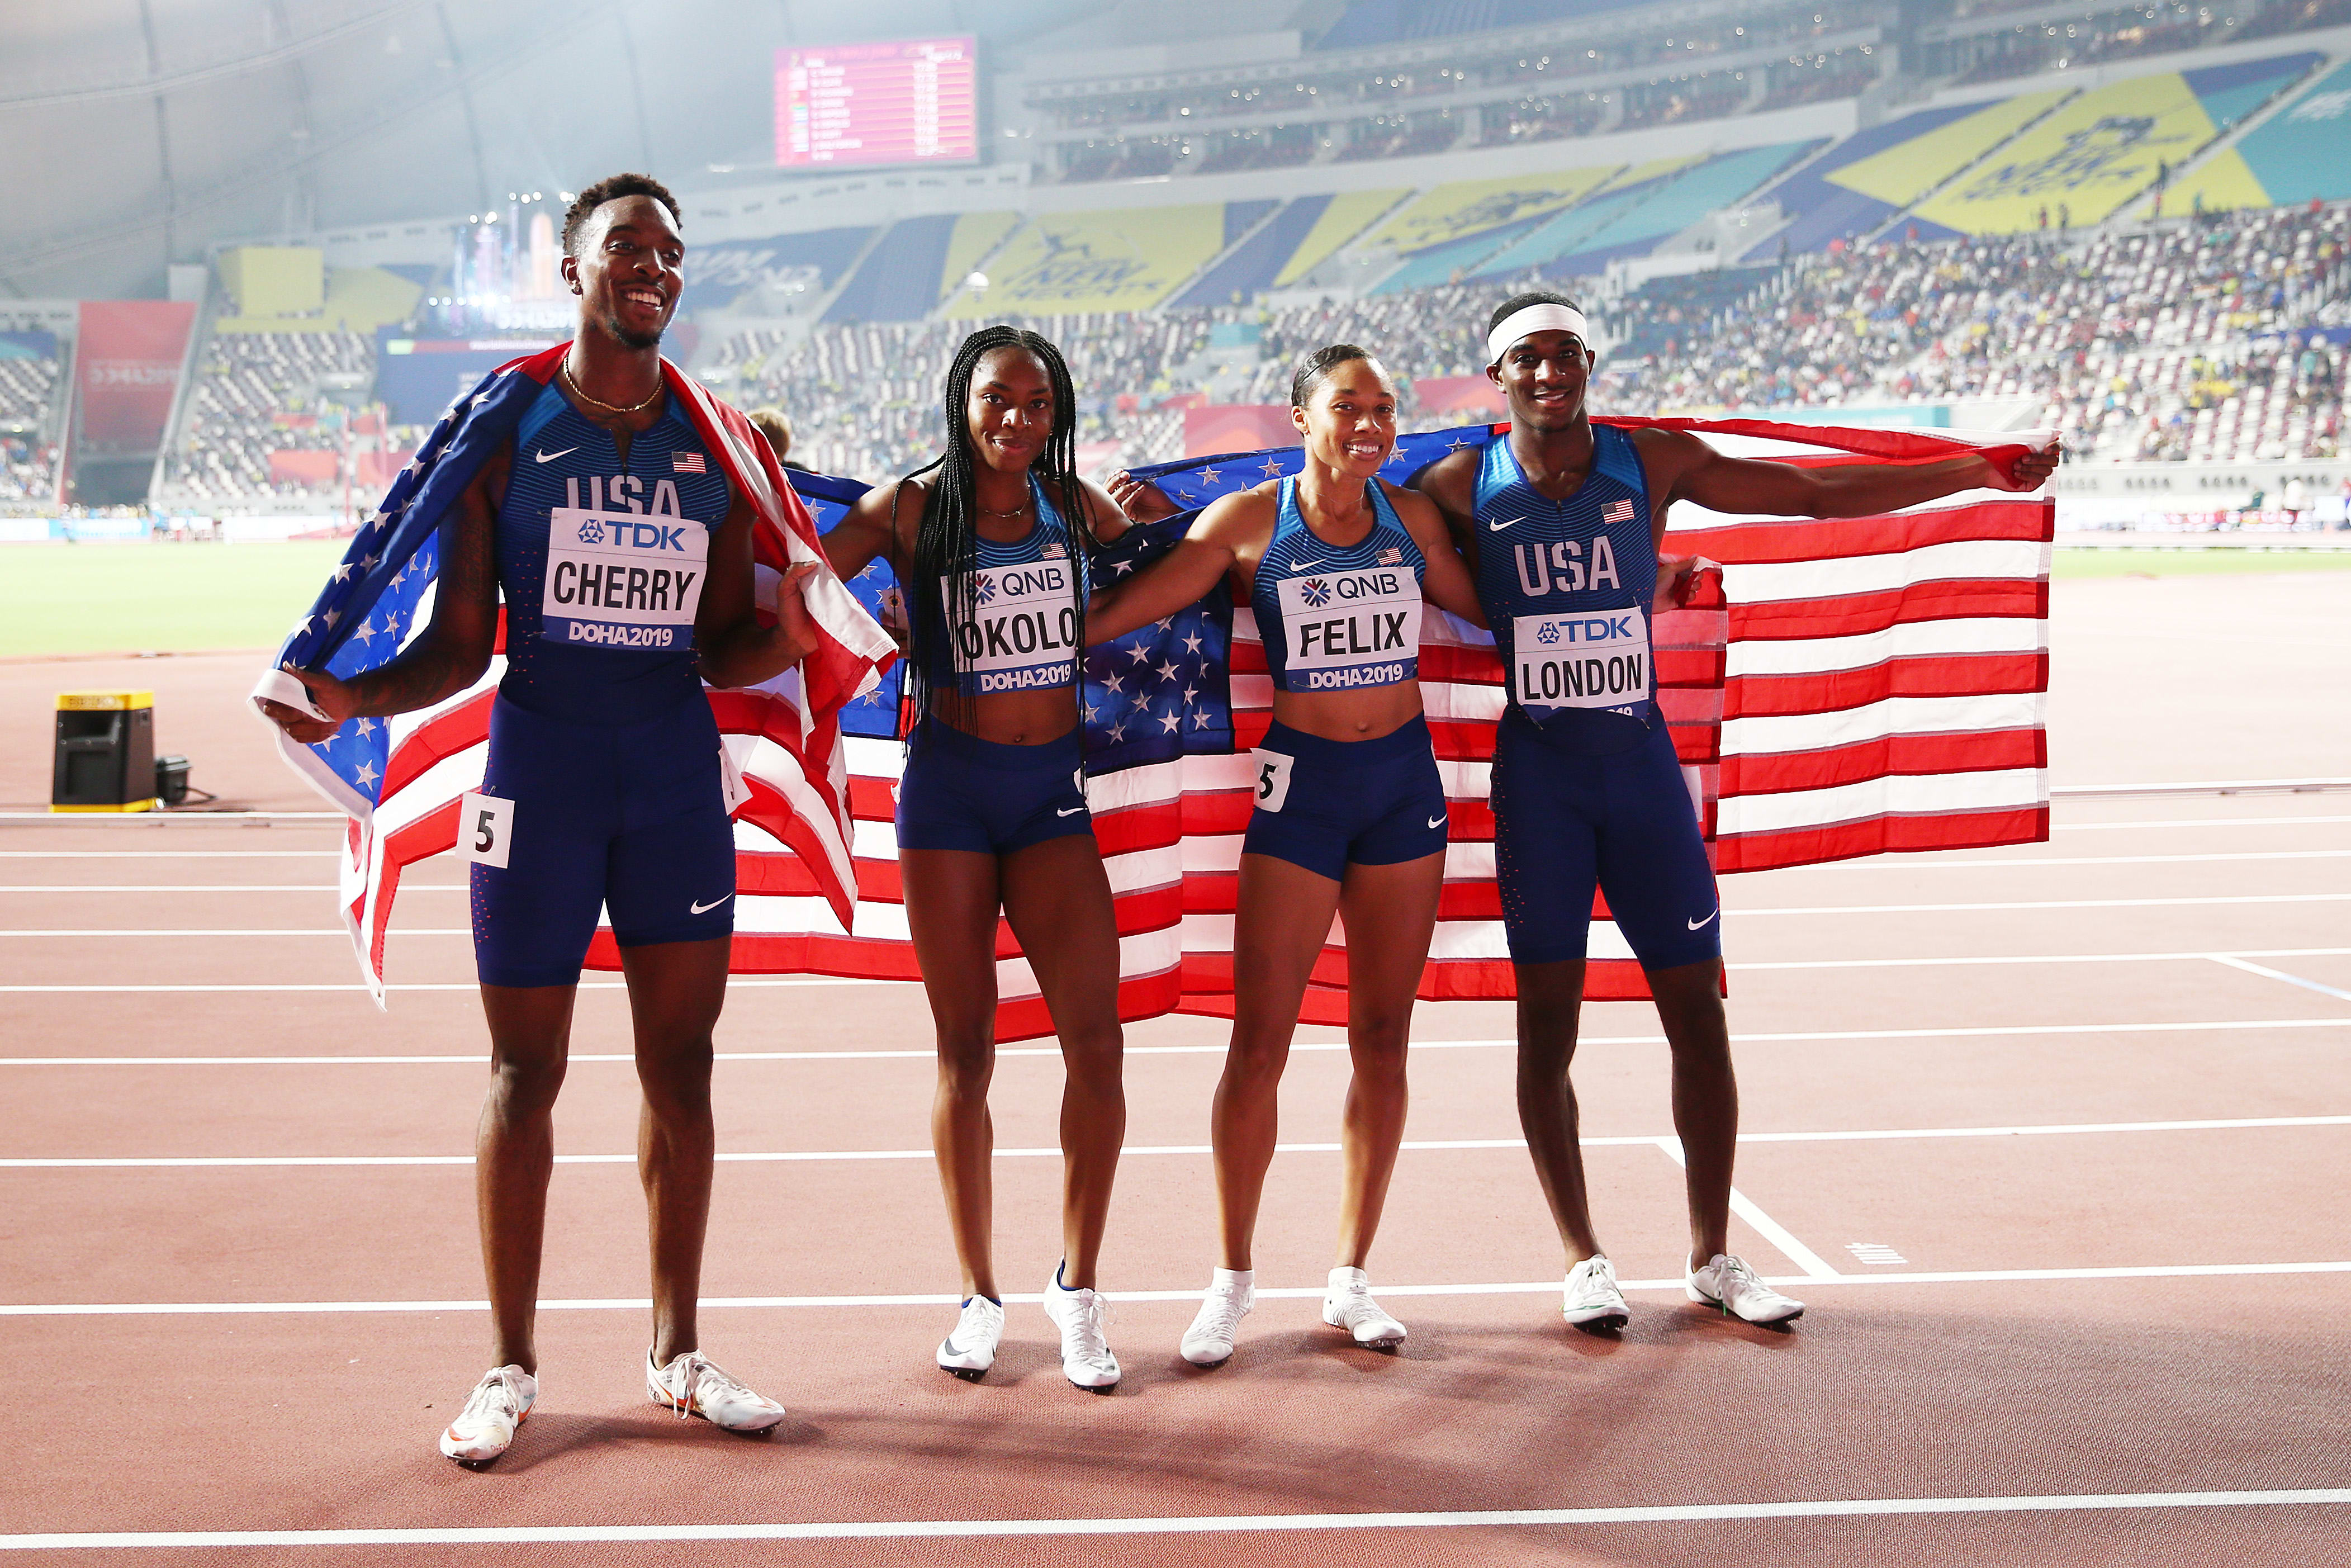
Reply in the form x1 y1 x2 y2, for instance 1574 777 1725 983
819 326 1134 1391
1098 345 1486 1366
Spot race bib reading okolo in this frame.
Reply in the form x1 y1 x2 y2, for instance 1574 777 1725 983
946 562 1079 693
1274 567 1421 691
542 507 709 651
1513 606 1651 713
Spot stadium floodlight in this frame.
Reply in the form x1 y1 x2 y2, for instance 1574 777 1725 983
965 272 989 291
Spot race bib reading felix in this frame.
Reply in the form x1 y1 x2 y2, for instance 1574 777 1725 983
947 561 1079 693
1512 606 1651 713
542 508 709 651
1274 568 1421 691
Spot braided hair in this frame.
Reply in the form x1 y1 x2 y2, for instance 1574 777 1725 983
900 325 1092 733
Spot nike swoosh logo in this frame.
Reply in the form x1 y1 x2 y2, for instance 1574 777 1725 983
534 447 580 463
1687 909 1719 931
1487 516 1528 532
1293 558 1326 570
1055 806 1086 817
690 894 734 915
1426 814 1447 830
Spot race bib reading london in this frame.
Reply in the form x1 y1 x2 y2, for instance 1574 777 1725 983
542 507 709 651
1512 606 1651 714
945 561 1079 693
1273 567 1421 691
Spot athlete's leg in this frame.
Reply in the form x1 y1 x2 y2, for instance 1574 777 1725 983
1331 850 1442 1268
1215 853 1345 1271
1513 960 1606 1263
999 833 1125 1291
615 936 731 1366
901 847 1008 1302
476 984 577 1373
1650 959 1734 1268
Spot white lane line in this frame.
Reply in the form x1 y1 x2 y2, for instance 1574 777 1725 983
2206 954 2351 1003
1653 1135 1842 1279
1822 849 2351 869
1733 947 2351 972
1727 894 2351 916
27 1113 2338 1169
2054 815 2351 832
6 1261 2347 1318
7 1017 2348 1067
6 1487 2349 1549
0 851 341 859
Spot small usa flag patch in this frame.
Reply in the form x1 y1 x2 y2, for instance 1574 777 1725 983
1602 498 1636 524
672 452 708 474
1377 546 1402 566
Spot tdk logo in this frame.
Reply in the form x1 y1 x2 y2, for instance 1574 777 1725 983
581 519 689 551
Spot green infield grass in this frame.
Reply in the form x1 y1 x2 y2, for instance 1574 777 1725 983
0 541 347 659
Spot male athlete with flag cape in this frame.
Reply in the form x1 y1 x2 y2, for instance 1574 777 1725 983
253 176 894 1466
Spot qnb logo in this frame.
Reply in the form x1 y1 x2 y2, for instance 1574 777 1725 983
974 575 999 606
1300 577 1331 609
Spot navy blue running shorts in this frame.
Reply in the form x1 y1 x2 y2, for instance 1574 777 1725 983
470 695 737 988
894 718 1093 855
1490 709 1720 970
1241 715 1448 881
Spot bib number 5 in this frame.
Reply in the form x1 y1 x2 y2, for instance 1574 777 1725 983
459 792 515 870
1250 749 1295 814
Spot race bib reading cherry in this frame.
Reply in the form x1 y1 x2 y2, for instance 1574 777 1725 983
542 508 709 651
1273 567 1421 691
945 562 1079 693
1511 607 1650 714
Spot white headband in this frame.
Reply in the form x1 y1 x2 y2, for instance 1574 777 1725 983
1486 304 1591 366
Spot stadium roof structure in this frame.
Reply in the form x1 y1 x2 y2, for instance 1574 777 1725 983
4 0 1231 301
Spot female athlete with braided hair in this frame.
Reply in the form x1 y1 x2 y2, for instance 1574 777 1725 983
821 326 1135 1390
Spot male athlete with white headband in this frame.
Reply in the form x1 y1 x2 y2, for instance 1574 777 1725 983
1413 291 2058 1332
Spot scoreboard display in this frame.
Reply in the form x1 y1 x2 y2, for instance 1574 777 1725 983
774 37 978 169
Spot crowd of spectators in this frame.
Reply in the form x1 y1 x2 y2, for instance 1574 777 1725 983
713 202 2348 482
160 331 373 501
0 343 60 499
1599 203 2350 463
0 434 55 501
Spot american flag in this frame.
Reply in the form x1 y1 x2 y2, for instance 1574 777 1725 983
672 451 707 474
247 344 898 1001
718 416 2054 1039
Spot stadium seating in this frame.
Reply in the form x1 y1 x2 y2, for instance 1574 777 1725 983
1469 141 1818 279
1367 165 1626 292
163 331 373 501
2165 58 2351 214
1908 54 2321 238
940 206 1230 317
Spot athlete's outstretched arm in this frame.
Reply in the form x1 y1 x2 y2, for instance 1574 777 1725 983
696 487 819 688
1086 489 1263 645
821 477 912 582
260 450 506 743
1382 481 1486 628
1103 470 1183 525
1638 428 2060 523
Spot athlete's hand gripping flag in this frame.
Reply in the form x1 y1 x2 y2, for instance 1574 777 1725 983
248 344 897 1001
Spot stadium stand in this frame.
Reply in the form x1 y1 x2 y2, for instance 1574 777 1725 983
823 215 960 324
2165 57 2351 212
941 206 1231 317
1759 91 2066 255
0 328 60 500
1907 53 2322 237
162 331 373 501
679 226 874 315
1464 141 1819 279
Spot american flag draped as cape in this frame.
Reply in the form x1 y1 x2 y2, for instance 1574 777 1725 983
248 343 898 1001
766 416 2055 1041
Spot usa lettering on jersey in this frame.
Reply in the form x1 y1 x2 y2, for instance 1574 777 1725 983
543 508 708 651
947 562 1079 693
1274 567 1421 691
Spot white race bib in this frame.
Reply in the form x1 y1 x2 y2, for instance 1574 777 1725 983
1273 566 1421 691
1250 749 1295 813
459 792 514 870
542 507 709 652
946 561 1080 693
1512 606 1651 713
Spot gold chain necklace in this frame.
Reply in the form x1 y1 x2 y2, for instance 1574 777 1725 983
561 359 662 416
